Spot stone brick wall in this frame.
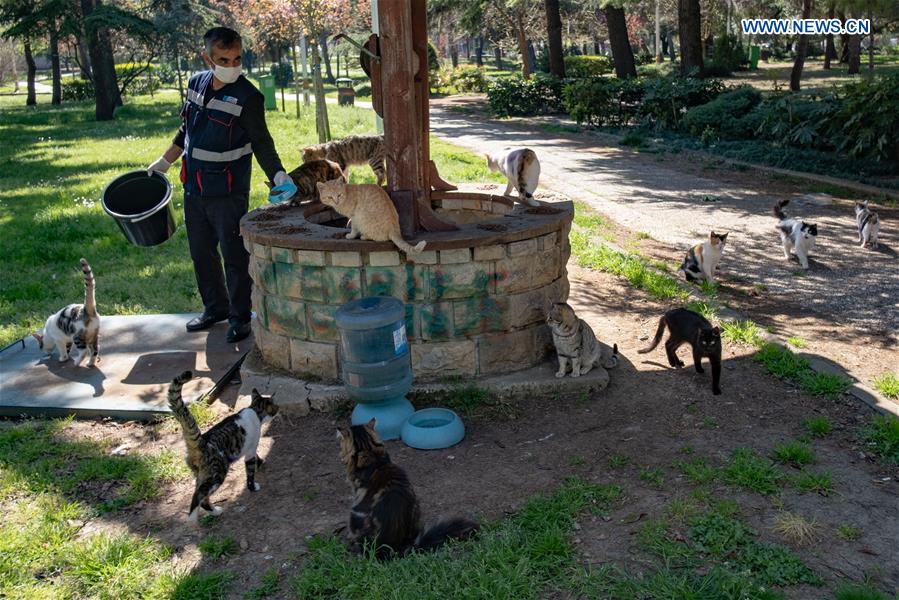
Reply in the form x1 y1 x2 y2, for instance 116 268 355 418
245 203 572 382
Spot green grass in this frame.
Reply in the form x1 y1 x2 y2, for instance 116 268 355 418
834 582 895 600
721 448 783 495
786 336 807 349
790 470 834 495
440 383 493 415
861 414 899 465
771 440 815 467
0 91 503 346
677 457 719 485
721 319 764 346
608 453 629 469
872 372 899 400
686 300 717 321
754 343 852 398
803 416 832 438
245 568 280 599
170 570 234 600
199 535 238 560
836 524 862 542
639 467 666 489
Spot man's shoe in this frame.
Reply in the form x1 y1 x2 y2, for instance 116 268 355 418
226 322 252 343
186 313 228 332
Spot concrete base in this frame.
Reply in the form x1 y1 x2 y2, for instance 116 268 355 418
237 347 610 416
0 314 253 420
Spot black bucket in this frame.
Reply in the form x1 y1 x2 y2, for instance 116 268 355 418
101 171 176 247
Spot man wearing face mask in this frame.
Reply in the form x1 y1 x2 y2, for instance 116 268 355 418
147 26 291 343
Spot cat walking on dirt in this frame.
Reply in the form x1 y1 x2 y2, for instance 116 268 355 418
773 199 818 269
337 418 478 558
316 179 427 256
679 231 728 284
486 148 541 206
546 302 619 378
167 371 279 523
638 308 722 395
33 258 100 367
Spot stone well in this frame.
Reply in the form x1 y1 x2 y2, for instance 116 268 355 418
240 187 573 382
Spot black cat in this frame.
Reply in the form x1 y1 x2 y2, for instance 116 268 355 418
638 308 722 395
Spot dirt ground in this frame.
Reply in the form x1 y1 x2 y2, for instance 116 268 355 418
60 266 898 599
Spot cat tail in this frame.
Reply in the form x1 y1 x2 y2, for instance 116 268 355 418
389 233 426 255
772 199 789 220
168 370 203 451
414 517 479 552
637 317 667 354
80 259 97 317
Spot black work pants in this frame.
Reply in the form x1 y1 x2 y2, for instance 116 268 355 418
184 192 252 325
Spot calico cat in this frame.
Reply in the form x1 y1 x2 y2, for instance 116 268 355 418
638 308 722 395
316 179 427 256
486 148 540 207
773 199 817 269
337 418 478 558
546 302 619 378
167 371 279 523
303 134 386 186
679 231 728 284
855 201 880 249
33 258 99 367
278 159 345 205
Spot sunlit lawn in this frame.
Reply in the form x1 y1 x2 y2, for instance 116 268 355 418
0 89 501 346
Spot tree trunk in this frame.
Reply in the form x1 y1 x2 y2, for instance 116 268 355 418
868 10 874 71
175 47 184 101
450 46 458 68
318 32 335 84
544 0 565 78
291 44 301 118
493 44 502 70
24 40 36 106
789 0 812 91
311 42 330 142
823 2 836 69
50 28 62 105
677 0 704 75
475 36 484 67
79 0 119 119
515 12 531 79
76 36 92 79
847 34 861 74
604 5 637 78
593 39 600 55
527 40 537 73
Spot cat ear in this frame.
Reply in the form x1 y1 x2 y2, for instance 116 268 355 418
365 418 378 431
336 425 350 440
712 326 720 335
720 232 728 241
32 332 43 343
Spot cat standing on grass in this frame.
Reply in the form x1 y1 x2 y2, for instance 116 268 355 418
303 134 386 185
167 371 279 524
679 231 728 284
855 201 880 249
546 302 619 378
773 199 818 269
316 179 427 256
486 148 541 207
338 418 479 558
33 258 99 367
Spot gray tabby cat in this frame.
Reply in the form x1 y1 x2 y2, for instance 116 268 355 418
855 201 880 249
303 134 386 185
546 302 618 378
33 258 100 367
167 371 279 523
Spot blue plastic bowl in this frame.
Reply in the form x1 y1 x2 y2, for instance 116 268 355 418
268 181 297 204
401 408 465 450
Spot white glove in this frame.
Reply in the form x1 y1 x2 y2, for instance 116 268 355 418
273 170 291 186
147 156 171 176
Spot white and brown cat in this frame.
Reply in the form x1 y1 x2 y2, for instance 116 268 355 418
33 258 100 367
316 179 427 256
486 148 541 207
679 231 728 284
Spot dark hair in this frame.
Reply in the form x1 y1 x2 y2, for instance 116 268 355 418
204 27 242 53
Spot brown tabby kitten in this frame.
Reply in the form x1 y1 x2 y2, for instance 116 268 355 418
637 308 722 395
338 419 478 558
33 258 100 367
303 134 386 185
546 302 618 378
282 159 345 205
168 371 279 523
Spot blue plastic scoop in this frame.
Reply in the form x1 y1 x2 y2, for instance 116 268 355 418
268 181 297 204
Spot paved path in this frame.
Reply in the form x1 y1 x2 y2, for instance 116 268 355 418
429 103 899 337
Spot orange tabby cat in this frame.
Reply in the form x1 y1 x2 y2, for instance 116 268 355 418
316 179 427 256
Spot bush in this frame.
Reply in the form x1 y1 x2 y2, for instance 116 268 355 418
639 73 725 129
704 35 747 76
487 74 563 117
563 55 611 78
428 41 440 78
562 77 645 127
448 65 489 93
752 92 841 150
353 82 372 97
155 63 177 85
830 74 899 165
115 64 160 96
61 78 94 101
270 61 293 87
682 86 762 139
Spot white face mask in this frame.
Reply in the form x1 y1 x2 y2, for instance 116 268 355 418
213 64 241 84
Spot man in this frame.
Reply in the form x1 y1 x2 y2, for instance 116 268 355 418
148 27 291 342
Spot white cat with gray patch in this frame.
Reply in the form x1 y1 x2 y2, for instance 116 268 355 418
855 201 880 249
33 258 100 366
486 148 541 207
773 199 817 270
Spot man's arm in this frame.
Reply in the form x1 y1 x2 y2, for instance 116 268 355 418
147 125 185 175
240 92 285 182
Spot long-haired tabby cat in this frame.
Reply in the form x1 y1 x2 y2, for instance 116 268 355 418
338 419 478 558
486 148 540 207
316 179 427 256
168 371 279 523
282 159 345 205
638 308 722 395
303 134 386 185
855 201 880 249
33 258 99 367
773 199 817 269
679 231 728 284
546 302 619 378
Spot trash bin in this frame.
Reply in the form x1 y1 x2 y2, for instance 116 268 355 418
749 46 761 70
336 77 355 106
258 74 276 110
